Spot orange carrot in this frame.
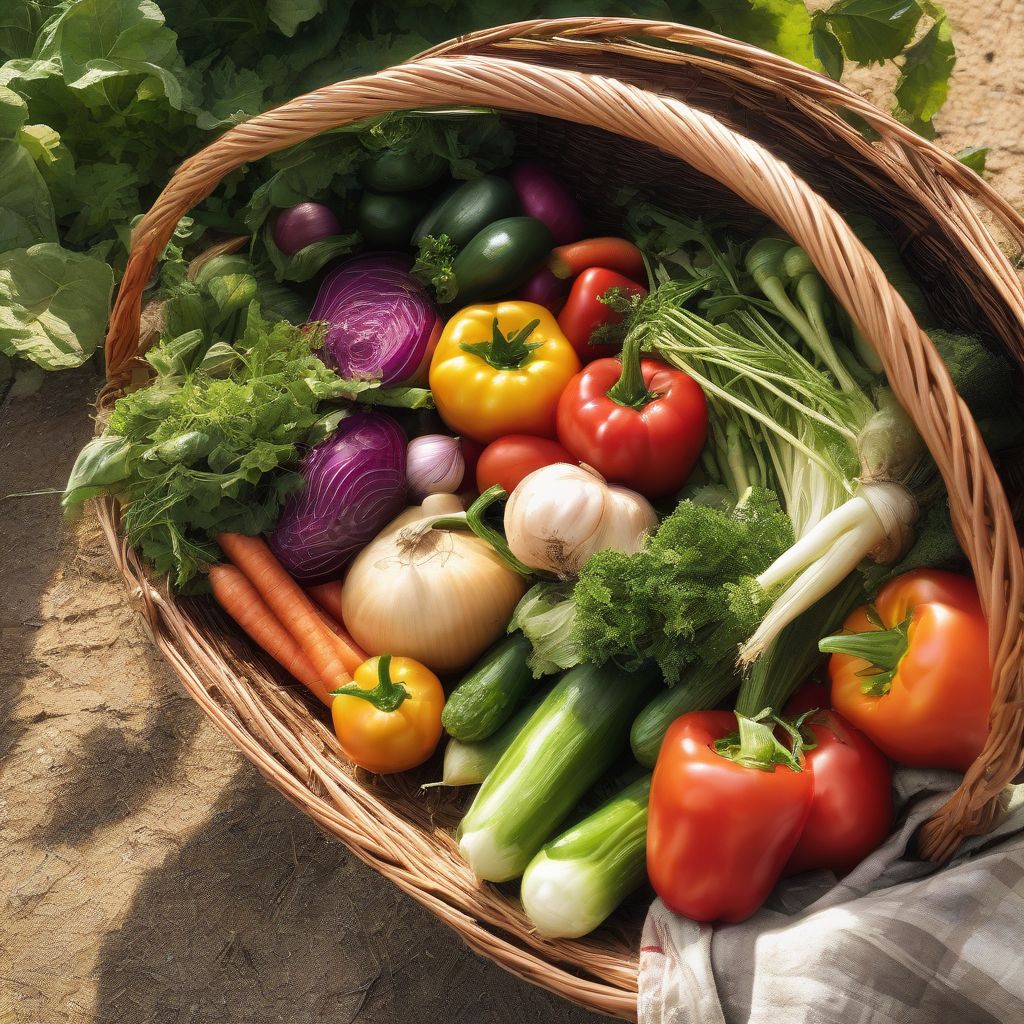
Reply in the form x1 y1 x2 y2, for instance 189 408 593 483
209 565 334 707
305 581 345 627
548 237 645 281
216 533 351 694
316 610 368 676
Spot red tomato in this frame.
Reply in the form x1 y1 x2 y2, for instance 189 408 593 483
476 435 575 494
785 710 893 877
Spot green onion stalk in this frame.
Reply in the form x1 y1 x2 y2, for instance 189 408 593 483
638 274 930 667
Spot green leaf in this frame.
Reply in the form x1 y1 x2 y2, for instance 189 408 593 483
811 21 846 80
267 0 327 37
894 8 955 132
264 230 360 283
193 58 266 130
207 273 259 321
955 145 988 174
822 0 922 63
0 84 28 137
0 243 114 369
0 139 57 249
63 435 134 510
694 0 821 70
0 1 44 61
33 0 191 111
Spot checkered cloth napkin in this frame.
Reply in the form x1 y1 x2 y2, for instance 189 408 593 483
639 770 1024 1024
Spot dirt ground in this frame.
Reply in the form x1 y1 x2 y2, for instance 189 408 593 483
2 6 1022 1022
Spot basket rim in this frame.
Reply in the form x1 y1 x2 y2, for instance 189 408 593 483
94 18 1024 1019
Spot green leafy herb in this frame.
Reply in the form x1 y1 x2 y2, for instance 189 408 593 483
955 146 989 173
573 488 793 683
411 233 459 303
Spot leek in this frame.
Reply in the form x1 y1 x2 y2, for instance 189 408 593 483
521 775 651 939
457 662 657 882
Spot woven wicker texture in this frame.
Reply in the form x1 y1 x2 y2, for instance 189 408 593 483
97 19 1024 1019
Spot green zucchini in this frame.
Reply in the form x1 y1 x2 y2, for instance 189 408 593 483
357 190 433 249
520 774 651 938
451 216 552 304
457 661 657 882
441 633 534 742
630 660 738 767
412 176 519 249
359 150 446 193
440 696 545 787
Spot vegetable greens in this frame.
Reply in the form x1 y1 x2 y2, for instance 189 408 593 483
0 0 959 375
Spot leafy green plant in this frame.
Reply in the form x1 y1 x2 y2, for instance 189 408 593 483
0 0 962 379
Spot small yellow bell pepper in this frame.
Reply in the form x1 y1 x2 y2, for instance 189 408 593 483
429 302 581 443
331 655 444 774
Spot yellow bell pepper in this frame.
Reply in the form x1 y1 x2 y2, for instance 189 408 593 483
429 302 581 443
331 655 444 774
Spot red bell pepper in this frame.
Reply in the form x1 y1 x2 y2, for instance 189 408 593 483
648 710 814 923
821 569 992 772
785 709 893 877
555 328 707 498
556 267 647 361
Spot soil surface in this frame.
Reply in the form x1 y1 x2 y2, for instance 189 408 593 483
2 5 1022 1022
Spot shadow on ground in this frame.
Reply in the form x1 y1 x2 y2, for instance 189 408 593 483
92 766 604 1024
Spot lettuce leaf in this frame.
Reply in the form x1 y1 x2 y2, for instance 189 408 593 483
0 243 113 369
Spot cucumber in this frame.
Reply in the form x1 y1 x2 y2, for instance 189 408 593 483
359 150 446 193
451 216 552 304
357 190 433 249
412 176 519 249
440 696 545 787
630 661 737 767
457 661 657 882
441 633 534 742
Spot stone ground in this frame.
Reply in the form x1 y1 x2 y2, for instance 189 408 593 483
2 4 1022 1021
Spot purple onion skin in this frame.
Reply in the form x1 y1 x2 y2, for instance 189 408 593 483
509 161 585 247
269 412 407 583
309 253 441 386
517 266 569 314
273 203 343 255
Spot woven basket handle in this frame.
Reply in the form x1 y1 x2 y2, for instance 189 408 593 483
106 51 1023 861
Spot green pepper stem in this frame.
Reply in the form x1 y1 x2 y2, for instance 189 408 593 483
818 612 911 696
605 328 655 409
432 485 534 577
460 317 542 371
331 654 410 712
713 709 806 772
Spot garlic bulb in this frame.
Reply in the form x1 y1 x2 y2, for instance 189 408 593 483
504 463 657 578
342 493 526 675
406 434 464 498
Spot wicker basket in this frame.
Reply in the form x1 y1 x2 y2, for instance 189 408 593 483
96 18 1024 1020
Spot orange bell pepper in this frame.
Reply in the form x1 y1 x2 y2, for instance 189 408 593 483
331 654 444 774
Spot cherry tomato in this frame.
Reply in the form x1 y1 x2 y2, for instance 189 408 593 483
476 435 575 494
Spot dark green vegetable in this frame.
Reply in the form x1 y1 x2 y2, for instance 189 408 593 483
442 633 535 742
412 176 519 248
452 216 553 303
357 190 434 249
630 661 738 767
359 149 446 192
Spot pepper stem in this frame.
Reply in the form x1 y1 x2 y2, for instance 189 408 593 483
818 611 911 697
605 328 655 409
331 654 410 712
460 317 542 371
713 709 806 772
